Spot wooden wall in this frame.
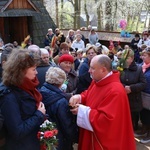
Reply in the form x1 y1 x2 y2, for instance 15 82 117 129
8 0 33 9
0 17 30 44
0 18 4 40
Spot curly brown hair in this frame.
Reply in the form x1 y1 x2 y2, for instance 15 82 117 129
2 49 40 86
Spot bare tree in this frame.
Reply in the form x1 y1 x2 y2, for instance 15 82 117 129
84 0 90 27
44 0 149 32
55 0 59 27
136 2 144 31
105 0 113 31
67 0 81 29
60 0 64 28
144 0 150 29
95 1 102 30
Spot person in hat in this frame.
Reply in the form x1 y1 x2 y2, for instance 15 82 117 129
58 54 78 100
40 67 78 150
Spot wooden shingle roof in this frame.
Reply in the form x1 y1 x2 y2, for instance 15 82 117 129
0 0 9 11
0 9 40 17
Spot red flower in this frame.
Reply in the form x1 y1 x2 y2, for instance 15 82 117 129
40 144 47 150
44 131 54 138
37 131 41 139
53 129 58 135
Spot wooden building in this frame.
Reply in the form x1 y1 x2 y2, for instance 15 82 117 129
0 0 56 47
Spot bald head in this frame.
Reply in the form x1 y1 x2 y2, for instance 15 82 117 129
92 55 112 72
89 55 112 82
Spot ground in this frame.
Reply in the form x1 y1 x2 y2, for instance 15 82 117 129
73 139 150 150
136 137 150 150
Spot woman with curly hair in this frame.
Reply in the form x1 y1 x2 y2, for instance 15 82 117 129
0 49 46 150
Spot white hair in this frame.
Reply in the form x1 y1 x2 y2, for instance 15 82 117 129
28 44 40 52
46 67 66 85
40 48 49 56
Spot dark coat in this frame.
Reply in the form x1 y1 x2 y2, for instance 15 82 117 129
44 33 54 46
76 72 92 94
36 65 50 88
130 38 140 51
0 84 45 150
66 69 78 94
120 61 147 112
64 69 78 100
40 83 78 150
78 57 89 76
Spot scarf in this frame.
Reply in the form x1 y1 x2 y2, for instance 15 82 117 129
142 63 150 73
19 76 42 108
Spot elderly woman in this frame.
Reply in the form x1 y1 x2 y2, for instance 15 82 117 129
0 49 46 150
78 45 97 76
119 49 146 131
71 34 85 51
40 67 78 150
58 54 78 99
136 47 150 144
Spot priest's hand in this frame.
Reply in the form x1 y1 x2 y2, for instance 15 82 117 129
69 94 81 109
70 104 79 115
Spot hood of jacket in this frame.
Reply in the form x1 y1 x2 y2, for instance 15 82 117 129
40 82 67 106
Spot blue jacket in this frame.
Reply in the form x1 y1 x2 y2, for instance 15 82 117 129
78 57 89 76
143 67 150 94
0 84 45 150
40 83 78 150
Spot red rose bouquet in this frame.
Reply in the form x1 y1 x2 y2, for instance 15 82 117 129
37 119 58 150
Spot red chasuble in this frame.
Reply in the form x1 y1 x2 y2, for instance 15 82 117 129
78 71 136 150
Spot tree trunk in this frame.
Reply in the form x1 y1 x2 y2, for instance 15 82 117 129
96 1 102 30
84 0 90 28
112 1 118 31
55 0 59 27
74 0 80 29
77 0 81 29
105 0 112 31
60 0 64 28
136 3 144 31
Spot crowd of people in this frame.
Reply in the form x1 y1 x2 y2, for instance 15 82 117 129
0 27 150 150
